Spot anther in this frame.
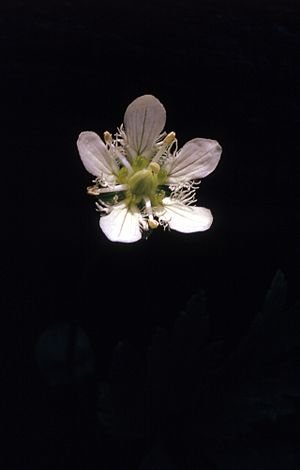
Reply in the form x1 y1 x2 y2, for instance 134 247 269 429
149 161 160 173
144 196 159 229
152 131 177 163
87 185 101 196
164 131 176 145
148 219 159 229
104 131 112 144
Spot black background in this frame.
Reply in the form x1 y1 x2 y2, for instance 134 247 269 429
3 0 299 468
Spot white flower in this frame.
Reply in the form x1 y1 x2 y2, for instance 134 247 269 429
77 95 222 243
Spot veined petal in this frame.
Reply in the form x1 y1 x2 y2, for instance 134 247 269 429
99 203 142 243
156 197 213 233
124 95 166 159
165 138 222 184
77 131 118 181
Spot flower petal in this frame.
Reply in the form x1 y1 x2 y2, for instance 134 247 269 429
99 203 142 243
156 198 213 233
165 138 222 184
124 95 166 159
77 131 118 181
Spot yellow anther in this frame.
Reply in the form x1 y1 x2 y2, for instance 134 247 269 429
164 131 176 145
149 161 161 173
148 219 159 229
104 131 112 144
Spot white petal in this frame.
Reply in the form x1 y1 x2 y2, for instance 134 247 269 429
99 203 142 243
165 138 222 184
77 131 118 181
124 95 166 158
156 198 213 233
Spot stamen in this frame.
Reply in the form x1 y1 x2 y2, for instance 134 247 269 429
144 197 159 229
148 219 159 229
152 131 176 163
104 131 112 145
164 131 176 145
87 185 102 196
87 184 128 195
113 146 133 172
148 161 160 173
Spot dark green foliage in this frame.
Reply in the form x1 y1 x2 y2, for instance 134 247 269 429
97 271 300 469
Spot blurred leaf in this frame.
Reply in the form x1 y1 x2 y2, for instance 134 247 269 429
98 341 146 438
35 322 94 386
138 443 177 470
97 269 300 468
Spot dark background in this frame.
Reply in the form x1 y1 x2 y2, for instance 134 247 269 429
3 0 299 468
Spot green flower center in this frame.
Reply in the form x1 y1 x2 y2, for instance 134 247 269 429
129 169 156 197
116 155 168 208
